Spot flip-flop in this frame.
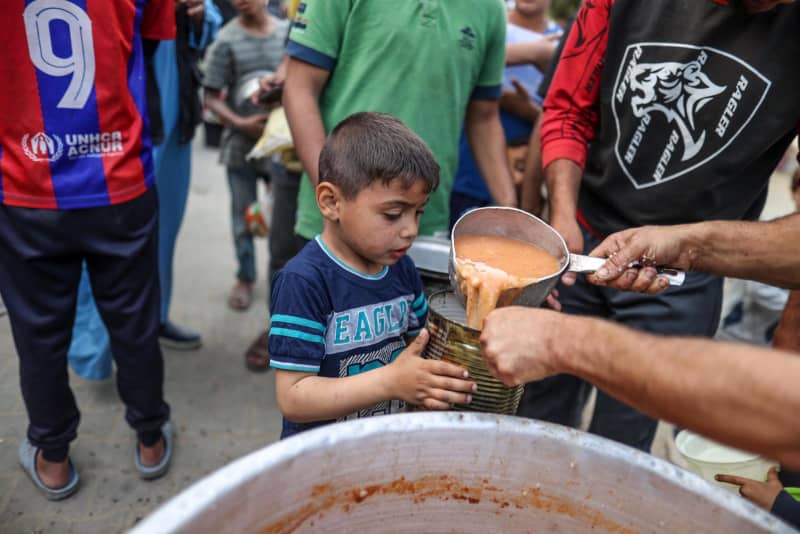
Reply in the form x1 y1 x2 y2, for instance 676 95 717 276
18 439 79 501
134 421 174 480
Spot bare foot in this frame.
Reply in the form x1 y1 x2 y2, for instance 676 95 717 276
139 437 165 467
36 451 70 489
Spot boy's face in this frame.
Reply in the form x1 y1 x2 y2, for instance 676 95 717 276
322 178 430 274
232 0 266 16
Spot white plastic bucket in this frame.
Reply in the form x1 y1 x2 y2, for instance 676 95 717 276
675 430 778 492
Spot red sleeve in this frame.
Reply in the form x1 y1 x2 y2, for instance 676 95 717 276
141 0 176 40
541 0 613 171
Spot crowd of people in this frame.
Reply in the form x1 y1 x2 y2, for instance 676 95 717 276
1 0 798 527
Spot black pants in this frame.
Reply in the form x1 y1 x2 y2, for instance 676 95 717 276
267 163 306 294
0 188 170 455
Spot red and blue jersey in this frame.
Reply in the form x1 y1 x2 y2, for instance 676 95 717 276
0 0 174 209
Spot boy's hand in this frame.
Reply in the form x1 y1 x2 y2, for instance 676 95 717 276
236 113 269 139
715 467 784 510
252 72 285 109
388 329 476 410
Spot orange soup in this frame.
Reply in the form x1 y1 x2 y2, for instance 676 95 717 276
455 234 561 329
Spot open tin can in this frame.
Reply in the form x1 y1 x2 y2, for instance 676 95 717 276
422 290 522 415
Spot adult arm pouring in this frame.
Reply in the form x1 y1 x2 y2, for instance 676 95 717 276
480 306 800 469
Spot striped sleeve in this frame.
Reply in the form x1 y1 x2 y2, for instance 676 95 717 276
268 271 328 373
202 35 234 91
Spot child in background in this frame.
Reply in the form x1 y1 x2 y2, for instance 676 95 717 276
203 0 288 311
269 113 476 438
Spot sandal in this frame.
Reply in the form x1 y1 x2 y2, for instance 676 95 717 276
245 330 271 372
18 440 79 501
134 421 174 480
227 281 253 311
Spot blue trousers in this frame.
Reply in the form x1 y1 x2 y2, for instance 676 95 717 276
0 189 170 453
516 225 723 452
227 163 269 283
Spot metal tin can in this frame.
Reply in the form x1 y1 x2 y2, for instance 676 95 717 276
423 291 523 415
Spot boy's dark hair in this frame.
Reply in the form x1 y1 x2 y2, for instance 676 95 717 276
318 112 440 199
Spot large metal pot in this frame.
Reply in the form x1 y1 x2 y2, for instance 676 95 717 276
132 413 792 533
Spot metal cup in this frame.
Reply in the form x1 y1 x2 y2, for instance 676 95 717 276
423 291 523 415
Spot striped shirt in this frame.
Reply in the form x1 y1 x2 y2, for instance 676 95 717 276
0 0 174 209
269 236 429 439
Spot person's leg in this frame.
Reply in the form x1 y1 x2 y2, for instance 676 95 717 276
244 162 305 371
267 163 304 286
587 271 725 452
0 204 83 488
153 131 201 348
227 165 258 310
82 188 171 466
67 264 113 380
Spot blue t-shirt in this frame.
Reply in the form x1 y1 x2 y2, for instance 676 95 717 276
269 236 429 439
453 20 561 203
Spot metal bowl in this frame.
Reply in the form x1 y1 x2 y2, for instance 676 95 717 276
450 207 684 311
132 413 792 533
450 207 569 309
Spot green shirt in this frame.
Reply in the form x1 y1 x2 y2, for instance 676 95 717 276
288 0 506 239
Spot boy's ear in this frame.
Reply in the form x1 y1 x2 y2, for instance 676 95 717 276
316 182 342 221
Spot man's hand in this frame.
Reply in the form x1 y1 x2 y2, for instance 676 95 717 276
251 70 286 110
480 307 565 386
236 113 269 140
587 225 695 293
715 468 784 510
387 329 476 410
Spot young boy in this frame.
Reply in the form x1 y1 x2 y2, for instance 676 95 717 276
203 0 288 311
269 113 476 438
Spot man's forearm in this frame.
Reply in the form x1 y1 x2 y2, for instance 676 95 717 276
685 215 800 288
283 79 326 187
465 102 516 206
544 158 582 222
556 316 800 468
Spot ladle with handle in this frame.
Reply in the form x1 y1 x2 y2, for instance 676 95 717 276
449 207 685 310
